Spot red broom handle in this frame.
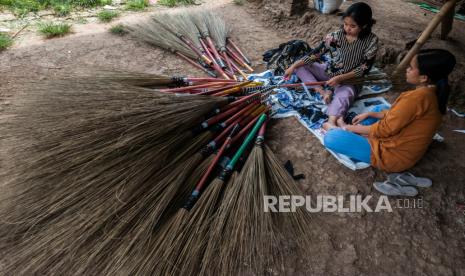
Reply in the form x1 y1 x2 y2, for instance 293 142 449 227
160 82 227 93
197 82 242 95
227 38 252 66
226 45 254 72
176 52 217 78
222 101 259 126
228 56 248 79
206 37 226 69
211 105 260 147
220 51 236 80
280 81 326 88
192 124 240 196
230 112 262 145
188 78 237 83
177 35 213 66
200 39 231 80
202 101 250 128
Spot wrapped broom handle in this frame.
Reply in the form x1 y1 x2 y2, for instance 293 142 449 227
394 0 458 75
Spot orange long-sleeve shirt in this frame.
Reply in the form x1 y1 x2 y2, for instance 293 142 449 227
368 86 442 172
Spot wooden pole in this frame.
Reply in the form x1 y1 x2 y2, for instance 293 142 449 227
394 0 457 75
441 0 456 39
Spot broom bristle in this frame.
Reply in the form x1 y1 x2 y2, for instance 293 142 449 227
126 18 197 58
263 144 318 257
0 78 227 274
205 11 228 50
201 145 278 275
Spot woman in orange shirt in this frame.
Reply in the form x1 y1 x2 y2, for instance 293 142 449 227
324 49 456 173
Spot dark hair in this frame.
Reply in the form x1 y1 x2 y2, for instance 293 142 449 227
342 2 376 38
417 49 456 114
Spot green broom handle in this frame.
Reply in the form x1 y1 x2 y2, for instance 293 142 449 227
226 113 266 171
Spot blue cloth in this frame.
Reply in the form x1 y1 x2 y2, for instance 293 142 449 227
324 105 390 163
360 104 390 125
324 129 372 163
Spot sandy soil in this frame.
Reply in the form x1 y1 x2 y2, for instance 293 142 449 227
1 0 465 275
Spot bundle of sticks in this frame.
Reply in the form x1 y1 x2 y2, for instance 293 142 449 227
124 9 253 80
0 71 317 275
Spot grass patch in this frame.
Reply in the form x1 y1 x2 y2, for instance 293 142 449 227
125 0 148 10
0 33 13 50
97 10 119 22
232 0 244 5
109 24 127 35
0 0 112 17
158 0 195 7
53 3 71 16
38 21 71 38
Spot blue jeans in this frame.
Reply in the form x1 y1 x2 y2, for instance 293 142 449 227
323 105 389 163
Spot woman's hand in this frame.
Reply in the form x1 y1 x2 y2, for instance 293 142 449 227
322 91 333 104
326 75 342 87
284 66 295 79
352 112 371 125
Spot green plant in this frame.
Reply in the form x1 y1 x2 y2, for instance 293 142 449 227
232 0 244 5
53 3 71 16
158 0 195 7
97 10 119 22
38 22 71 38
0 33 13 50
124 0 147 10
109 24 126 35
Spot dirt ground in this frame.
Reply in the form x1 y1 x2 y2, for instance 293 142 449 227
1 0 465 275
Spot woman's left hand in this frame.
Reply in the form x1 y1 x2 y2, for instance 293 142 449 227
326 75 342 87
343 125 354 132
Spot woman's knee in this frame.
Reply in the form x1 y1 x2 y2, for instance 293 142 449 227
324 129 345 149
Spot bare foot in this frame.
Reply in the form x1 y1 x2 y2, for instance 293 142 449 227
336 117 347 127
323 122 338 131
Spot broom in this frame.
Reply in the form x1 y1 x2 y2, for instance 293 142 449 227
151 12 229 79
155 114 268 275
0 79 228 274
200 119 280 275
206 12 254 73
125 19 217 77
74 110 255 274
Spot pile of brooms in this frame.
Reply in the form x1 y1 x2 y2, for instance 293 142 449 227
0 71 316 275
123 9 253 80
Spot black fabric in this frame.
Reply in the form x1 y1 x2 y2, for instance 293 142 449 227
284 160 305 181
263 40 312 75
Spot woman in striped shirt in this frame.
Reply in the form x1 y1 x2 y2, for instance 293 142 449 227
284 2 379 130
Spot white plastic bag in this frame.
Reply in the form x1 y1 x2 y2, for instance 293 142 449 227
314 0 344 14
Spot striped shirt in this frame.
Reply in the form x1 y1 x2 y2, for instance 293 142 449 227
301 29 379 77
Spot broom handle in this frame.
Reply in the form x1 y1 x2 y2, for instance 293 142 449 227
201 101 250 128
226 45 254 72
227 38 252 66
279 81 327 88
225 114 267 171
212 82 257 96
206 37 226 68
224 92 261 109
220 50 237 80
176 34 213 65
188 78 237 83
230 107 268 145
176 52 217 78
184 124 241 210
207 105 259 151
200 39 232 80
221 101 259 126
197 82 244 95
160 82 228 93
394 0 458 75
195 124 240 192
227 54 248 79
